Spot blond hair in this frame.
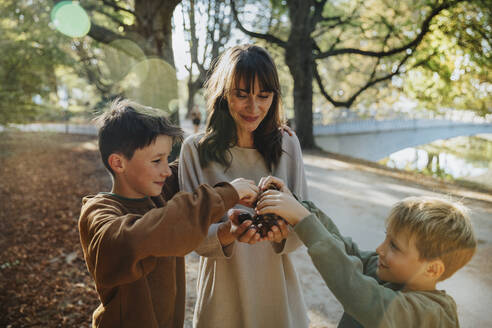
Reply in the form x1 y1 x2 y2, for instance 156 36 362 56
386 196 476 281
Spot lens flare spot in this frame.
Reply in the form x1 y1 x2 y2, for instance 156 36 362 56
51 1 90 38
100 39 146 82
122 58 178 113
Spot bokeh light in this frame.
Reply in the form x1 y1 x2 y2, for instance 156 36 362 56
100 39 146 82
122 58 178 113
51 1 90 38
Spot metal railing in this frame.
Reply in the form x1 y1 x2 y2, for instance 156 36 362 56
314 119 492 136
3 123 98 135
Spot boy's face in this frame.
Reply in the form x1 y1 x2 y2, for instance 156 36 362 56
376 229 428 286
116 135 173 198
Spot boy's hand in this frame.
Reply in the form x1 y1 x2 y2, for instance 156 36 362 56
230 178 259 207
279 125 295 136
258 176 292 195
263 219 290 243
256 190 310 226
217 209 261 246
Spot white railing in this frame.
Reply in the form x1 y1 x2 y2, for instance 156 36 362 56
314 119 492 136
3 123 98 135
315 108 492 126
2 120 491 137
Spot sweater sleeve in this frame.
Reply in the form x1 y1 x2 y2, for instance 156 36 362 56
178 136 233 258
293 203 453 328
78 183 238 289
272 133 308 255
300 201 379 273
288 133 309 201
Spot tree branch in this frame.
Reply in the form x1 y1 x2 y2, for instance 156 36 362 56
74 43 113 95
312 4 361 54
80 2 135 34
87 23 154 59
310 0 329 29
101 0 136 16
202 0 214 64
94 8 128 27
314 62 349 107
316 46 438 108
315 51 411 107
230 0 287 48
87 23 123 45
315 1 461 59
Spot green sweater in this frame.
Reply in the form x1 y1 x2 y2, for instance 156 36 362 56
294 201 460 328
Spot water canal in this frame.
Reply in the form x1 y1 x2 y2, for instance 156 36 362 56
379 134 492 189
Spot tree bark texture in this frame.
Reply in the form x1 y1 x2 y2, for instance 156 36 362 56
284 0 316 148
133 0 181 68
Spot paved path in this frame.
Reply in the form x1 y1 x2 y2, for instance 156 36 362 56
184 149 492 328
9 120 489 326
41 117 486 327
292 153 492 328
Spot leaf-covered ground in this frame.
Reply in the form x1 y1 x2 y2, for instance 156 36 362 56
0 132 110 327
1 131 491 327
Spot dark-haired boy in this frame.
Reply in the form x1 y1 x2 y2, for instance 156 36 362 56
79 99 258 327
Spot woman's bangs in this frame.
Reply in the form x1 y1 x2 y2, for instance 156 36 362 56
232 55 277 94
232 62 256 93
257 66 278 93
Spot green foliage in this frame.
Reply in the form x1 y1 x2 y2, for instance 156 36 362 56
0 0 181 125
403 1 491 114
78 0 180 114
257 0 491 116
0 0 73 124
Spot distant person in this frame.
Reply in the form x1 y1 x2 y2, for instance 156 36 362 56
190 105 202 133
256 178 477 328
179 44 309 328
78 98 259 327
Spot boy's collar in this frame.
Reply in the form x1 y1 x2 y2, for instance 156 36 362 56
99 192 149 202
383 281 405 291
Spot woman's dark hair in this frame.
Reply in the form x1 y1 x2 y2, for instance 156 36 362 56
198 44 283 171
94 98 183 176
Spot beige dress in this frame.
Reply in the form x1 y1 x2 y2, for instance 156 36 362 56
179 132 310 328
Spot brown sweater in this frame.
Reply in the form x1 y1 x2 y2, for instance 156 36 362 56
78 165 238 328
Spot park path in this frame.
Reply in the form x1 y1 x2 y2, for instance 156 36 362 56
297 152 491 327
183 148 492 328
7 121 489 326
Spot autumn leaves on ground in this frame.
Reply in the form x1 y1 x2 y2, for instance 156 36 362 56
1 132 490 327
0 132 110 326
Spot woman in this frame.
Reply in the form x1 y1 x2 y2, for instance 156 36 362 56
179 44 309 328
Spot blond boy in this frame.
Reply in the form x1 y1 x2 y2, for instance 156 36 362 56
78 99 258 327
254 177 476 328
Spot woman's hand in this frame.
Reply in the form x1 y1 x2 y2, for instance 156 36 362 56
258 176 292 195
256 190 310 226
230 178 259 207
218 209 261 247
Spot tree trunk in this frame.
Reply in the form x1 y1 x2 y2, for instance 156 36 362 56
133 0 180 68
286 54 316 149
285 0 316 149
84 1 181 117
186 78 202 118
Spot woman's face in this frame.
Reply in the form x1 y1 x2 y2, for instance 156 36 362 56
228 77 274 142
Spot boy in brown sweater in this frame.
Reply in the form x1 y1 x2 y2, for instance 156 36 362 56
78 99 258 328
